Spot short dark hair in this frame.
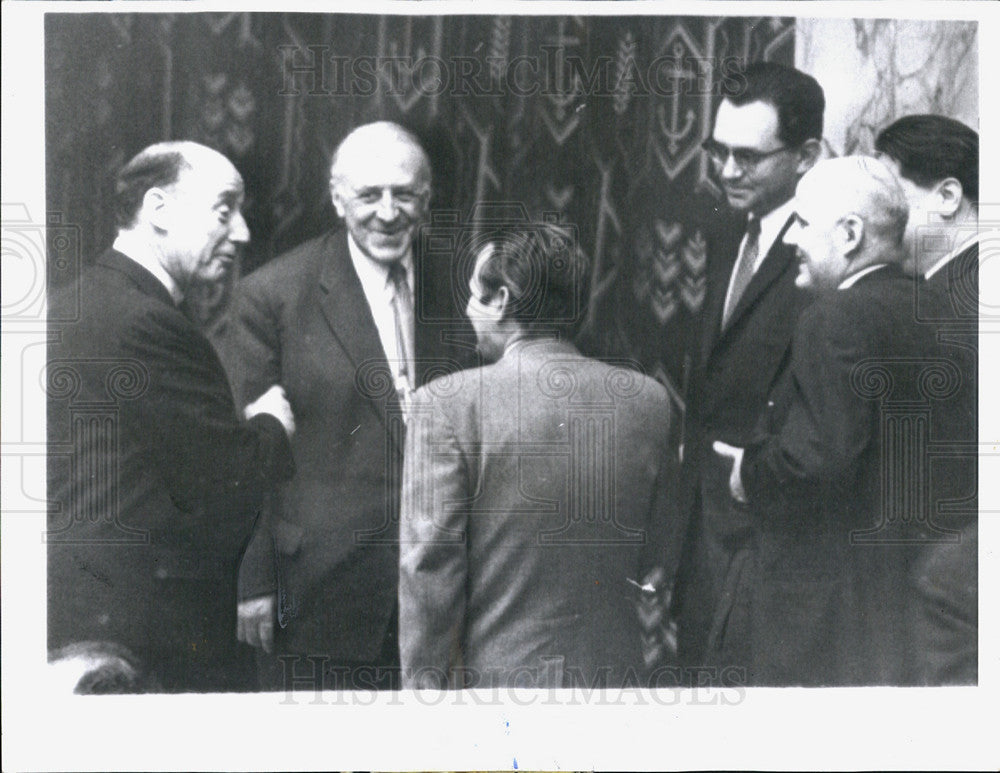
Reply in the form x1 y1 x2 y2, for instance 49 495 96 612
114 143 192 229
722 61 825 147
477 222 590 337
875 114 979 203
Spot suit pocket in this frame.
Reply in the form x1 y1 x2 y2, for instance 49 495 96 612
272 518 305 556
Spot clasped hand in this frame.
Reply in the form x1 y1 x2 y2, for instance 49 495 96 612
245 384 295 438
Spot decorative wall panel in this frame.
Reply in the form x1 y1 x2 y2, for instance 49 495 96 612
46 14 977 415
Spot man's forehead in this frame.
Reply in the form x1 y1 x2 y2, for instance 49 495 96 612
797 175 859 223
792 183 821 212
333 138 428 185
713 99 781 145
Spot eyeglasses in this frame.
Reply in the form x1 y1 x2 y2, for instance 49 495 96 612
701 138 792 170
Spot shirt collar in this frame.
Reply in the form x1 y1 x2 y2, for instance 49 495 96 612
112 232 184 304
346 233 413 295
924 230 981 280
839 263 889 290
751 197 798 263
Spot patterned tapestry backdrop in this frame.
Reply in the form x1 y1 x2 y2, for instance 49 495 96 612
46 13 795 411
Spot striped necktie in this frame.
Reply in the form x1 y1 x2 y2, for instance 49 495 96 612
388 260 415 408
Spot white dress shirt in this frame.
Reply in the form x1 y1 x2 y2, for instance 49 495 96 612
346 234 415 388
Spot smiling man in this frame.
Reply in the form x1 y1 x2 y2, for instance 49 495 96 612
713 156 942 685
47 141 296 692
674 61 824 680
213 121 469 691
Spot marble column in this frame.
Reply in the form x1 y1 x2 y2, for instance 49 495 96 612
795 18 978 156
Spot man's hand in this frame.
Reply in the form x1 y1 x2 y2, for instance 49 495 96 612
713 440 747 504
236 594 277 653
245 384 295 438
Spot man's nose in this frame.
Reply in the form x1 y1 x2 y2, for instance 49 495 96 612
375 189 400 221
782 221 800 245
719 153 743 179
228 211 250 244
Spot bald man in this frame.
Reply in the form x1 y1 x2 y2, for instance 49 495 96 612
48 142 295 692
713 157 943 685
214 121 469 690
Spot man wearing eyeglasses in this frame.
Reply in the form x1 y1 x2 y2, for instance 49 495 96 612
673 62 824 682
213 121 468 690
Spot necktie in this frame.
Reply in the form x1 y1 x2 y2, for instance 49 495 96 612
388 261 415 404
721 216 761 328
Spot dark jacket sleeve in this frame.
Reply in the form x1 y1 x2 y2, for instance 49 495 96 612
210 276 287 600
638 396 685 589
122 304 294 517
741 299 873 516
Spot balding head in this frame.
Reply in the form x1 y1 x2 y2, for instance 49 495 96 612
799 156 909 247
113 140 248 289
784 156 909 290
115 141 238 230
328 121 432 265
329 121 431 189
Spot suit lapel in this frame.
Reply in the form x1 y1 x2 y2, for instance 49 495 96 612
699 215 744 364
316 231 403 429
710 215 797 352
725 218 796 327
701 260 731 365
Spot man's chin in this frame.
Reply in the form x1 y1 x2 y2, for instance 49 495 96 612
723 189 753 212
366 245 410 264
194 266 229 284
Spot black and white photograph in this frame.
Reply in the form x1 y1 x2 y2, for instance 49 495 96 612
2 1 997 770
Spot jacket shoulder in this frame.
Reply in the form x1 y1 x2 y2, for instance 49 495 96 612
586 357 671 400
240 230 342 290
413 365 481 405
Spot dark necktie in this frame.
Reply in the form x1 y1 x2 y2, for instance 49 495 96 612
388 261 415 404
722 216 761 328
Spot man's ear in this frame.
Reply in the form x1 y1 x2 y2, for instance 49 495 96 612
935 177 964 218
795 138 823 175
329 182 346 218
840 214 865 258
143 187 171 232
492 285 510 320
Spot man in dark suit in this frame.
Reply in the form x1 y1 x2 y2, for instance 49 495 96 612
673 62 824 678
47 141 296 692
399 224 681 689
214 121 467 690
715 156 940 684
876 115 979 684
876 114 980 299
